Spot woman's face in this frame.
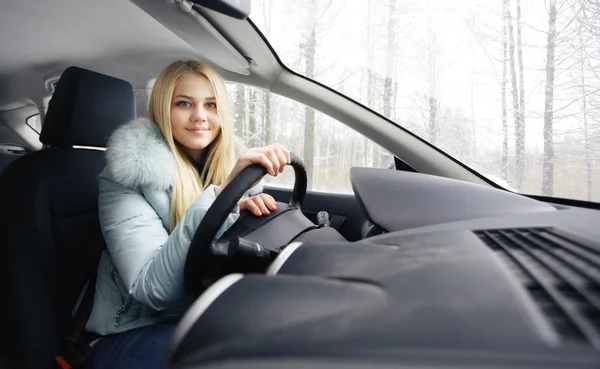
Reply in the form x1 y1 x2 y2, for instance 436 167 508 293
170 73 221 161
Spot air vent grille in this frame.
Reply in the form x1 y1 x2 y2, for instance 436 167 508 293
475 227 600 348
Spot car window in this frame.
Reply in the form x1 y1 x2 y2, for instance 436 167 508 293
227 83 393 193
252 0 600 203
26 114 41 134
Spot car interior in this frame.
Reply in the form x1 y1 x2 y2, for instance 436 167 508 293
1 0 599 368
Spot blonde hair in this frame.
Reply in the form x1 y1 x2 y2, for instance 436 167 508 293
148 60 236 230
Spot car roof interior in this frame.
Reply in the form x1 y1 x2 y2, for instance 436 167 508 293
0 0 489 184
0 0 264 110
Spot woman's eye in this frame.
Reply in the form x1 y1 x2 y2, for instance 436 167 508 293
205 102 217 109
176 101 192 107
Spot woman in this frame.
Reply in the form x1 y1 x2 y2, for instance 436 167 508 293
87 60 290 368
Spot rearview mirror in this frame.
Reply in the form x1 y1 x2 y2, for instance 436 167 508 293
189 0 251 19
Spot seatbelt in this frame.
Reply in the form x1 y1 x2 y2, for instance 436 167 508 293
54 270 98 369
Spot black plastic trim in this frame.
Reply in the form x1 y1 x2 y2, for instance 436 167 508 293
525 195 600 211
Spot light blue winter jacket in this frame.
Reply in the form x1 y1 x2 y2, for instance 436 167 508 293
86 118 253 335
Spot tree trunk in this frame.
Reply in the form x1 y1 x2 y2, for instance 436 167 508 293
392 80 399 122
505 0 522 190
263 91 272 145
324 124 331 185
366 0 375 168
383 0 397 119
578 14 592 201
469 13 477 159
542 0 557 196
470 36 476 159
501 3 509 182
582 71 592 201
428 96 438 144
426 14 438 146
260 1 273 147
516 0 526 189
235 85 246 139
302 0 317 189
365 70 374 167
248 90 257 147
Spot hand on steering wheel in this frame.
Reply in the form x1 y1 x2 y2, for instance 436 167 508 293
216 144 291 197
239 193 277 216
184 149 307 296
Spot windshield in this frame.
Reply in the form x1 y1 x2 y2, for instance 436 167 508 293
251 0 600 203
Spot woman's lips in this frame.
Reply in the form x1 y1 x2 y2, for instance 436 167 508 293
187 127 209 134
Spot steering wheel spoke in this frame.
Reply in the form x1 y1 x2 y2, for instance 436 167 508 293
211 237 273 259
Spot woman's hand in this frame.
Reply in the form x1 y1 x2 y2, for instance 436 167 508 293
216 144 291 196
239 193 277 216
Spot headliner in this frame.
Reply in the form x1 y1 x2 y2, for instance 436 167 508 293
0 0 255 106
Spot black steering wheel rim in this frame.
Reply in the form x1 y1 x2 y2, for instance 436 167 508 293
184 152 306 295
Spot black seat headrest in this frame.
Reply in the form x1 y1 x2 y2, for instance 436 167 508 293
40 66 136 147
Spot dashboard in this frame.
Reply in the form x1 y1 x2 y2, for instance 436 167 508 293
165 168 600 369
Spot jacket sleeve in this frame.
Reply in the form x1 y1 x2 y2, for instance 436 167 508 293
98 178 239 311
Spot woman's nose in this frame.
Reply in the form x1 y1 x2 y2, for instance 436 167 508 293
193 105 207 121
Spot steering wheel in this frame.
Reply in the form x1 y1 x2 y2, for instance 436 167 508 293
184 152 307 295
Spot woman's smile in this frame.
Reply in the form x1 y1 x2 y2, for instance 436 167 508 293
186 127 210 134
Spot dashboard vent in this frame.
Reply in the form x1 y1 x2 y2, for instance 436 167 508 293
475 227 600 348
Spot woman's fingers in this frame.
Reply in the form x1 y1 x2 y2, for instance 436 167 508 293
221 144 291 196
240 198 261 216
239 194 277 216
273 144 289 173
236 144 292 178
257 144 290 176
253 195 270 215
244 151 274 176
264 148 281 175
261 194 277 211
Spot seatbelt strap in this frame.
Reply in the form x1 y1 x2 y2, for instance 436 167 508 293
54 270 98 369
70 270 97 343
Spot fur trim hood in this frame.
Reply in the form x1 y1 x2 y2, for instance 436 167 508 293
105 117 245 191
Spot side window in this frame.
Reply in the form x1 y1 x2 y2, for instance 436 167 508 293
26 114 41 134
227 83 393 193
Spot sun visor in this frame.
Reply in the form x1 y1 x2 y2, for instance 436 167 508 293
131 0 250 75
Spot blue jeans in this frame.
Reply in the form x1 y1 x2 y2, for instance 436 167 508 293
91 322 177 369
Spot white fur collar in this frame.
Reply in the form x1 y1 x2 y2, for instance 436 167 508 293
105 118 176 190
104 118 253 192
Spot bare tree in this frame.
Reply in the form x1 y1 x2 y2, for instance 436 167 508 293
555 0 599 200
235 85 246 137
375 0 400 166
364 0 377 168
577 4 593 201
263 91 272 145
580 52 593 201
383 0 398 119
516 0 526 188
259 0 273 145
468 13 478 160
287 0 340 189
248 89 258 147
542 0 557 196
418 10 443 145
504 0 524 190
501 2 509 181
301 0 317 189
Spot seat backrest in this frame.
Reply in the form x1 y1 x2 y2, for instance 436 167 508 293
0 66 135 369
0 147 25 175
